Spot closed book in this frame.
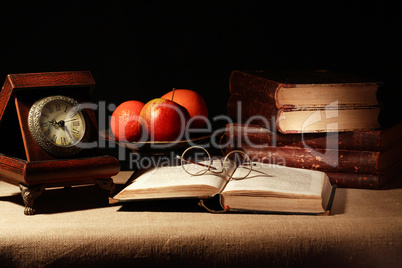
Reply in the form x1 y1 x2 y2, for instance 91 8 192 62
326 165 401 189
227 70 382 134
225 123 402 151
227 142 402 175
229 70 382 108
227 93 381 134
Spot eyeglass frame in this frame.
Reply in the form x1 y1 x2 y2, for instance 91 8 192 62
176 146 253 179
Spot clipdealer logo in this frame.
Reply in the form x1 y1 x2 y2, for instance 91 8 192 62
75 100 341 169
299 101 339 168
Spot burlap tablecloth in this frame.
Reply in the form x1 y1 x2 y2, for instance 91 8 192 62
1 172 401 267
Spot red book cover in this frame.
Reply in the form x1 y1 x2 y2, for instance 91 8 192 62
225 123 402 152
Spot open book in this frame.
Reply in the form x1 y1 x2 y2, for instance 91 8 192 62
112 161 336 215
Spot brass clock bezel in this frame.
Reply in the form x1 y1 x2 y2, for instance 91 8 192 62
28 95 90 157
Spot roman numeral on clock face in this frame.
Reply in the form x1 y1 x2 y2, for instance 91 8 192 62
61 137 68 146
46 106 54 113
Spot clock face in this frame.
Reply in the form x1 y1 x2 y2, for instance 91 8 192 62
28 95 89 156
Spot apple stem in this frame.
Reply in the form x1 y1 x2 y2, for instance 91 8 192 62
171 88 175 101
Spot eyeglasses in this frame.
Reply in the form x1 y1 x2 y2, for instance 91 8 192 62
176 146 253 180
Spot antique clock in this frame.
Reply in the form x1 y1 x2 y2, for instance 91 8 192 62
0 71 120 215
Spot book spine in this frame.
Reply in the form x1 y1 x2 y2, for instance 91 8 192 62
228 70 282 129
225 123 382 151
327 173 381 189
227 94 280 130
231 145 381 174
229 70 281 102
327 164 400 189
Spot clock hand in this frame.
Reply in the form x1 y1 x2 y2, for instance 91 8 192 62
48 119 57 126
62 119 78 123
63 125 76 143
55 119 77 127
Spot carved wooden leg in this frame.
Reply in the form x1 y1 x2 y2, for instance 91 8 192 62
19 184 46 215
94 178 116 197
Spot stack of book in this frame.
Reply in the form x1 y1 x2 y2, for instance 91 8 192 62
226 70 401 189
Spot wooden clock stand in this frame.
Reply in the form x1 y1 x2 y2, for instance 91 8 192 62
0 71 120 215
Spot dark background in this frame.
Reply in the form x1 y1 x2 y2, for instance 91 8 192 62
1 1 401 164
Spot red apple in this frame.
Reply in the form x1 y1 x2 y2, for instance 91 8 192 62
139 98 190 141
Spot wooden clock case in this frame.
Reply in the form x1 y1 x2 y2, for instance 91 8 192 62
0 71 120 215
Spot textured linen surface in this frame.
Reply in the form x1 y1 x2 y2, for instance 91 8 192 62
0 172 401 268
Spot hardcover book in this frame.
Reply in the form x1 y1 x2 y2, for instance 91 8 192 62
326 165 401 189
224 123 402 189
232 145 401 175
112 161 336 215
229 70 382 108
225 123 402 152
227 70 382 133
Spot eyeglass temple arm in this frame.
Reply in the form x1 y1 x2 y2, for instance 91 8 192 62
241 162 258 166
176 155 218 170
227 159 257 167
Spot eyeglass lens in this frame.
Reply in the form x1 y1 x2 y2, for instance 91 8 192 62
181 147 251 179
181 146 213 176
223 150 252 180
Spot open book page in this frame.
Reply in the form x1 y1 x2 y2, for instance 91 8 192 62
114 160 230 201
221 163 331 213
223 163 325 198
